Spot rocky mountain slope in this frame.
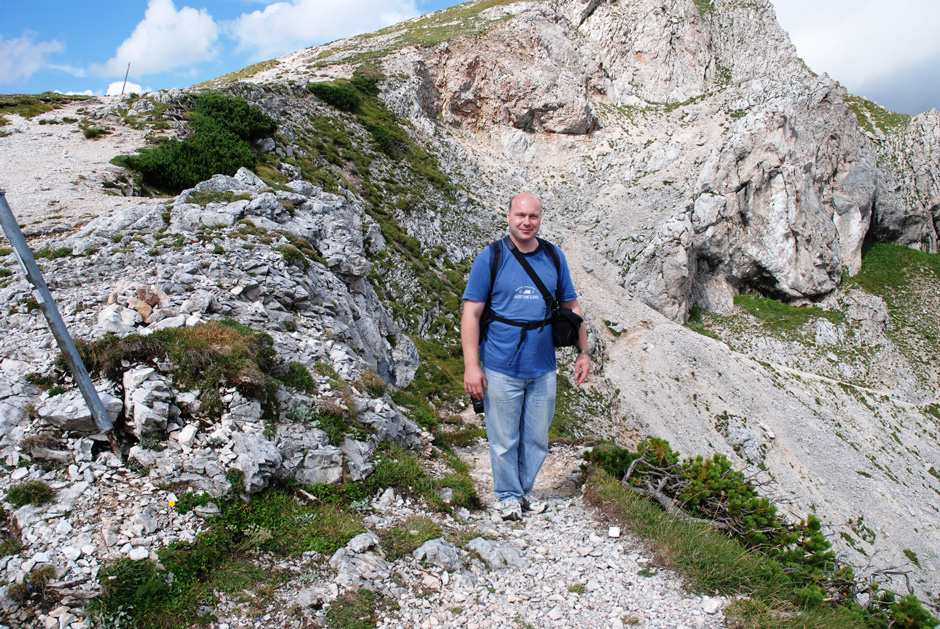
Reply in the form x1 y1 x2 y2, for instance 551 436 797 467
1 0 940 623
250 0 939 599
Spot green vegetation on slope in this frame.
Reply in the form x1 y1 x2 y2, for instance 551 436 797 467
682 246 940 391
309 0 524 67
845 243 940 386
847 95 912 135
116 92 277 193
585 440 939 629
0 92 91 127
89 444 476 628
733 294 845 334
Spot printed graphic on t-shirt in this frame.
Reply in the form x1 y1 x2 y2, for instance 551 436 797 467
513 285 541 300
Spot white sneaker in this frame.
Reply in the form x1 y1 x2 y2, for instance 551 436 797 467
522 494 546 514
499 498 523 521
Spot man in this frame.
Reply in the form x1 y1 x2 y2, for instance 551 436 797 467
461 192 591 521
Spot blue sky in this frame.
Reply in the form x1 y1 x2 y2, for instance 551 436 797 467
1 0 938 115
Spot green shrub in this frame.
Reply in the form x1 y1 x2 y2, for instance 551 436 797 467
308 81 361 113
584 442 938 627
120 92 276 193
6 480 54 507
191 92 277 141
83 126 110 139
174 491 214 515
280 361 317 393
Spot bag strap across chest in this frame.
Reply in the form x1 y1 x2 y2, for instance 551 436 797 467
480 237 562 358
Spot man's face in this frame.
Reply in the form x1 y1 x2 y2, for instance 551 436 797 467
507 196 541 248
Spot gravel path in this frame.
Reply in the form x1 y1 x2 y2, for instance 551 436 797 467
0 98 148 236
373 441 727 629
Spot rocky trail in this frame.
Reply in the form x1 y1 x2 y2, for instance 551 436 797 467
210 440 730 629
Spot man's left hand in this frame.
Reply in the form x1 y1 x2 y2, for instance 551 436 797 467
574 352 591 385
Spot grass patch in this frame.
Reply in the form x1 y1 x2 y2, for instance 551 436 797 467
6 481 54 507
185 190 252 206
73 319 275 395
845 243 940 386
33 246 73 260
90 481 365 628
312 0 521 67
434 424 487 448
279 361 317 393
325 589 377 629
380 515 441 560
70 319 280 420
82 125 110 139
391 336 464 431
194 59 281 87
0 92 90 120
846 95 911 135
684 306 721 339
851 243 940 292
734 294 845 333
0 506 23 556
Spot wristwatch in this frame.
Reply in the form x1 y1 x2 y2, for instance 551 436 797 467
577 348 590 356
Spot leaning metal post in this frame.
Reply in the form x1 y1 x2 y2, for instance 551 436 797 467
0 188 122 461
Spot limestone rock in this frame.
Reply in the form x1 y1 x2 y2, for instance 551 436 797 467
871 110 940 251
123 367 174 438
342 438 375 482
231 432 283 494
413 538 464 572
466 537 527 571
36 388 122 434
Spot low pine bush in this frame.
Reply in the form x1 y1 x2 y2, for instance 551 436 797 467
584 440 938 628
120 92 276 193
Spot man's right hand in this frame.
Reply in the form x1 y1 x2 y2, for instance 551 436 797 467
461 300 488 400
464 365 487 400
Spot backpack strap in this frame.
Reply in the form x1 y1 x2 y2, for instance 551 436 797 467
479 240 502 343
536 237 563 305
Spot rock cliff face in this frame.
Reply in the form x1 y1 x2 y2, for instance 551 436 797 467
871 109 940 251
368 0 919 321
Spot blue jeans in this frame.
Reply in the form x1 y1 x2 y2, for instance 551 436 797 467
482 367 556 503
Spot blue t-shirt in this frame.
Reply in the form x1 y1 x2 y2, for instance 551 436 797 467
463 239 578 378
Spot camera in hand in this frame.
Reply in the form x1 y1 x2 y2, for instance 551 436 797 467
471 396 484 414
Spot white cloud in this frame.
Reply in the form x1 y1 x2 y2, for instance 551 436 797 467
55 89 95 97
229 0 419 61
772 0 940 88
106 81 145 96
0 31 65 84
93 0 219 77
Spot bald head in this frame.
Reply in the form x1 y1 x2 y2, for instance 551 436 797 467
508 193 542 215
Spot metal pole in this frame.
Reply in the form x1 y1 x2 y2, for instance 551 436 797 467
0 189 122 460
121 63 130 96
